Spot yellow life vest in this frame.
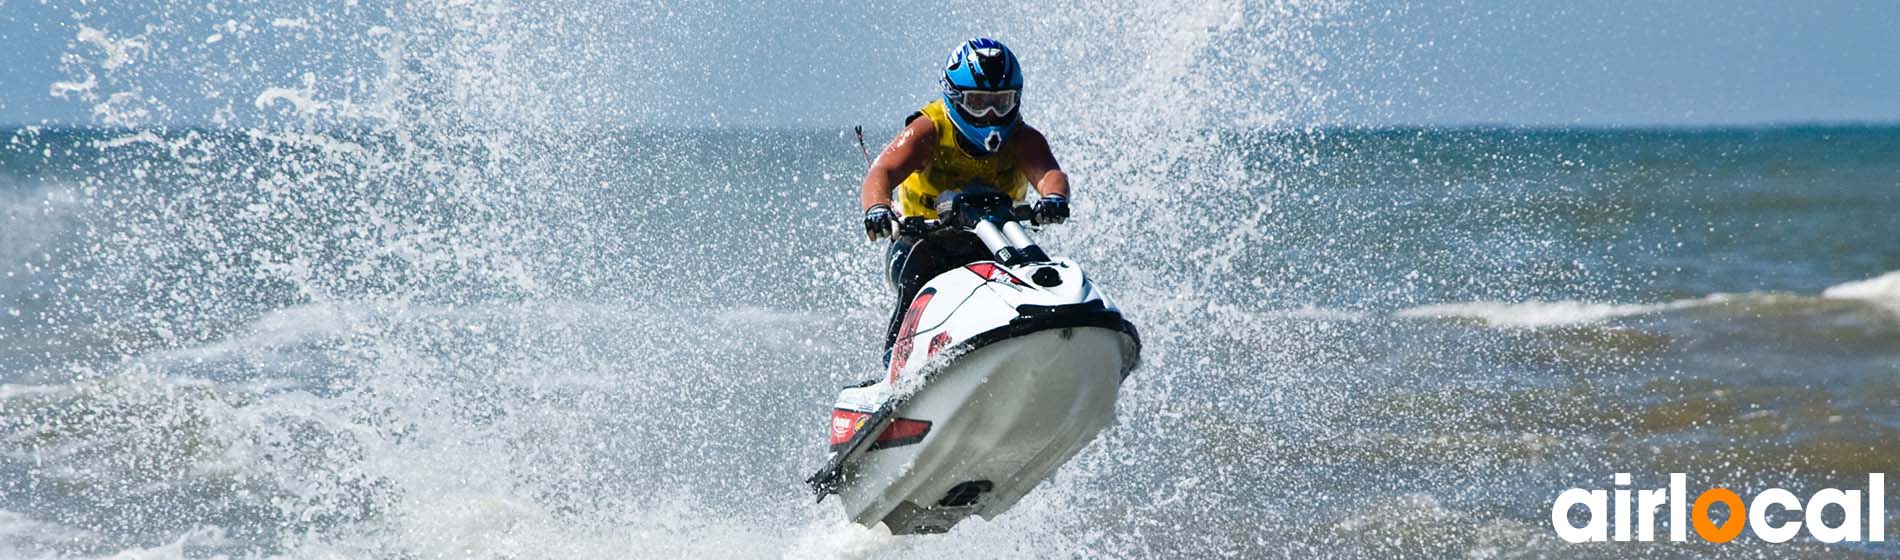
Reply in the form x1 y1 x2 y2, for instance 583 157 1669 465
895 100 1028 219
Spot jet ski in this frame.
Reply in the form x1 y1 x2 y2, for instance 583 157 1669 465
806 189 1141 535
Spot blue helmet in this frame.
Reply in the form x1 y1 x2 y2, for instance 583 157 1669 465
940 37 1023 155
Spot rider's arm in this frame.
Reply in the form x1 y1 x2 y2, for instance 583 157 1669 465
1013 125 1069 198
860 117 937 212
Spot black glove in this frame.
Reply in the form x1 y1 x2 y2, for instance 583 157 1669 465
1032 194 1069 225
863 204 895 240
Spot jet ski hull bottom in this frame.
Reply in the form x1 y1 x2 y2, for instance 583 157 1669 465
838 325 1132 534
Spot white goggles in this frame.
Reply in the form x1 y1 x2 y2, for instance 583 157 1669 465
951 89 1018 118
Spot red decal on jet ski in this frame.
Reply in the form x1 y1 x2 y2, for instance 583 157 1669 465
870 418 932 450
964 262 1027 286
927 331 951 358
889 288 937 380
829 409 870 449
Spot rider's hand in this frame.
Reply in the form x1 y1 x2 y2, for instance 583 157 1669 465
863 204 895 240
1032 194 1069 225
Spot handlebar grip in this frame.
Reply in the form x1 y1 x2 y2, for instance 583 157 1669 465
897 216 932 236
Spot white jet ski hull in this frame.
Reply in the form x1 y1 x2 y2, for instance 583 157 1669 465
837 325 1132 534
807 190 1141 535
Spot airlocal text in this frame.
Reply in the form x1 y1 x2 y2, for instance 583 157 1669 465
1552 473 1886 544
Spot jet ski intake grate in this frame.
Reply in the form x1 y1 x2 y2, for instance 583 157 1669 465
938 480 994 507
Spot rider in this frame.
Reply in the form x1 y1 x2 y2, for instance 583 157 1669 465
858 37 1072 351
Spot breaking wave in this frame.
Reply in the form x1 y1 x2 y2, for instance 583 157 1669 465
1398 269 1900 328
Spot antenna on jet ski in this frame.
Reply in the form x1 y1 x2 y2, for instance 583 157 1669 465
853 125 873 169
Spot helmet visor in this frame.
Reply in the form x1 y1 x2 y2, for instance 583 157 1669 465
953 89 1018 119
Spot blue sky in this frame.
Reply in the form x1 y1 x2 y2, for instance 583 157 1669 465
1337 1 1900 125
2 1 1895 127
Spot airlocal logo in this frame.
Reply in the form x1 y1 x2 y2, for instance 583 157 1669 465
1552 473 1887 544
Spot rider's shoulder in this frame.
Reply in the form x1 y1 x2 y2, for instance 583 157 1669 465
1010 124 1050 152
894 114 937 149
903 112 937 135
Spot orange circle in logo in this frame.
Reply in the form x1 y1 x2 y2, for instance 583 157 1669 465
1691 488 1747 543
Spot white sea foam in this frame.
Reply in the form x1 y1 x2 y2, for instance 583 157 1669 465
1402 270 1900 328
1395 295 1732 328
1822 270 1900 301
1399 300 1663 327
783 521 900 560
1823 269 1900 315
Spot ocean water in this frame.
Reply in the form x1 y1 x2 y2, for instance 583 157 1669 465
3 1 1900 558
5 124 1898 559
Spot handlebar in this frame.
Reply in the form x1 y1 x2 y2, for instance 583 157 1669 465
1010 204 1039 224
897 205 1050 265
898 205 1041 236
876 189 1054 265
